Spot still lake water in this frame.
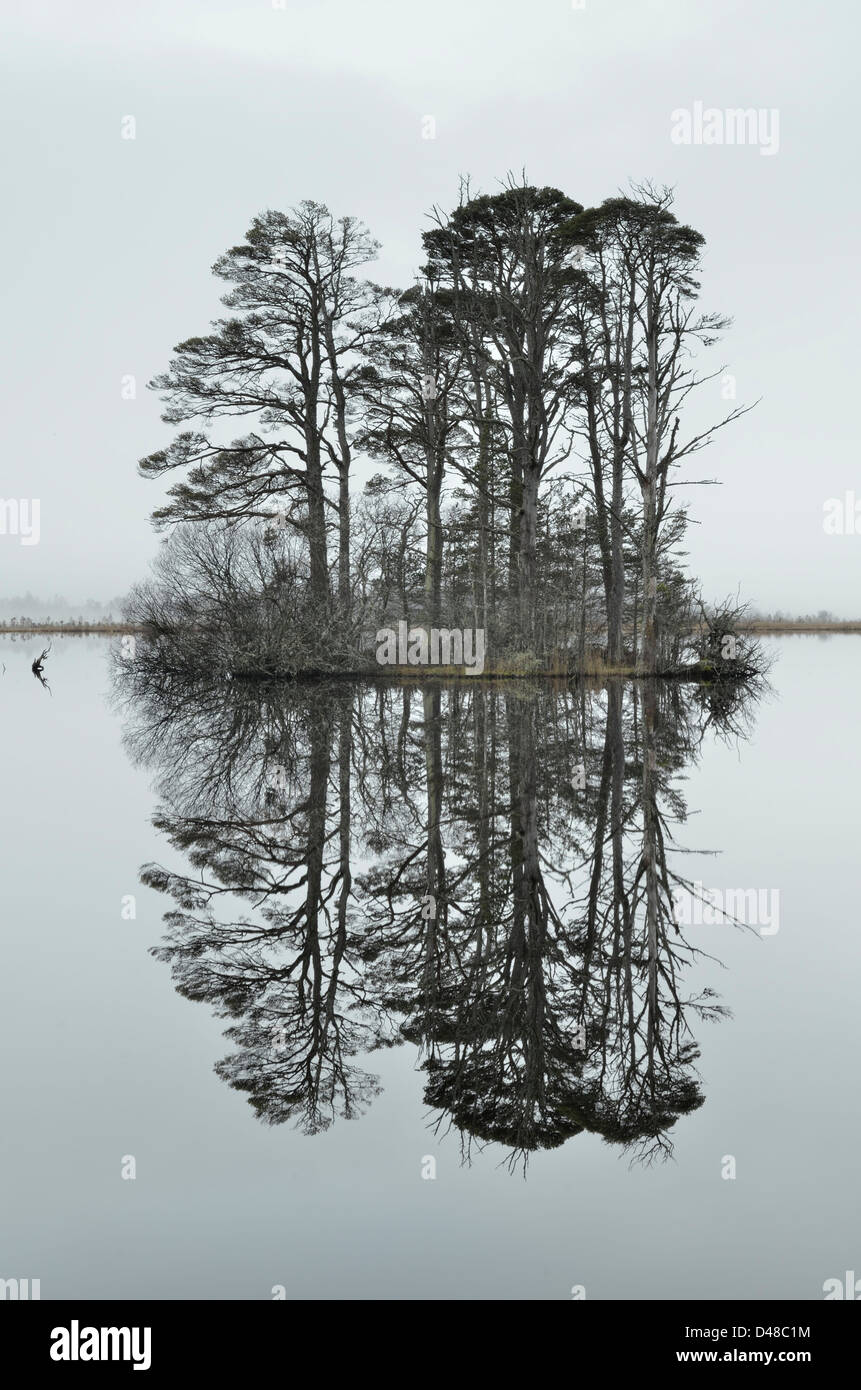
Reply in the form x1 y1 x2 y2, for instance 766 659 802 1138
1 633 858 1301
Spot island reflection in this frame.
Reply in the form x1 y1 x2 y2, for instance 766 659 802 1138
118 670 763 1169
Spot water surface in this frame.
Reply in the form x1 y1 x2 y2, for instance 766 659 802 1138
1 633 858 1300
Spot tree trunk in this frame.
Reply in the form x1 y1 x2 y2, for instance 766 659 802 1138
607 454 625 665
641 303 660 674
518 463 539 645
475 411 490 636
305 441 329 613
337 463 350 614
641 677 660 1050
425 470 442 626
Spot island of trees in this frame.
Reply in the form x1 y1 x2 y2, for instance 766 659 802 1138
129 175 760 681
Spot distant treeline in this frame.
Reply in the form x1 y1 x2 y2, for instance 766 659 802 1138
0 596 125 623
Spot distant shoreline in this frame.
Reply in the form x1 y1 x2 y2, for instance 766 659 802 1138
0 623 138 634
1 619 860 637
737 621 861 633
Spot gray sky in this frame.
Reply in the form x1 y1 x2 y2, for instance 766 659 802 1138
2 0 858 613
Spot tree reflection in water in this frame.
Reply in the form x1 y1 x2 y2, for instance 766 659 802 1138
116 667 764 1170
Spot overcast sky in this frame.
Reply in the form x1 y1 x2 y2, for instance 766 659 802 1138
2 0 858 614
